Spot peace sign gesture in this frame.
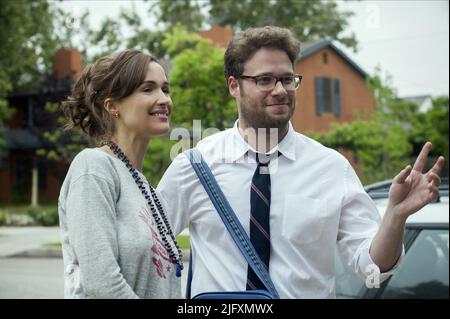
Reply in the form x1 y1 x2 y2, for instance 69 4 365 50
388 142 446 220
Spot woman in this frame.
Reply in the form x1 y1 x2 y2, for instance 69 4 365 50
58 49 182 298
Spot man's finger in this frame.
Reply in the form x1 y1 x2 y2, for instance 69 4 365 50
394 165 412 184
428 156 446 176
427 172 441 188
427 185 439 203
412 142 432 173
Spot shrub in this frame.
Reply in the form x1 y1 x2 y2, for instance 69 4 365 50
0 206 59 226
27 208 59 226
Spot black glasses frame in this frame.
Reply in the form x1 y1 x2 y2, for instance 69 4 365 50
238 74 303 90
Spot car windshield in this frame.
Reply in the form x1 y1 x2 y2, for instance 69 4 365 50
380 229 449 299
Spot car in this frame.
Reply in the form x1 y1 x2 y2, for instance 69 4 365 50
335 178 449 299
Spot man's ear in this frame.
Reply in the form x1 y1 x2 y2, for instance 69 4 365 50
228 76 240 98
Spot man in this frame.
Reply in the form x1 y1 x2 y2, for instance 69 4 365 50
157 26 445 298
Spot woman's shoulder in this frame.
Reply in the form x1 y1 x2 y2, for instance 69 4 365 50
59 148 122 204
67 148 119 183
72 147 113 167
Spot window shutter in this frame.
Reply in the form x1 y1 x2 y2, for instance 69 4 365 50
315 77 324 116
334 79 341 117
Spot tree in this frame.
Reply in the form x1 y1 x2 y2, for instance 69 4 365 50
310 118 412 184
368 68 448 169
412 96 449 160
150 0 204 32
155 0 358 51
36 102 91 163
0 0 62 155
52 7 92 60
0 1 61 94
163 26 236 131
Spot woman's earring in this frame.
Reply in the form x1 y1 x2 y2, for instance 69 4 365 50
114 112 119 119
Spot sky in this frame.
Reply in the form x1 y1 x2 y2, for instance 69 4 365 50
57 0 449 98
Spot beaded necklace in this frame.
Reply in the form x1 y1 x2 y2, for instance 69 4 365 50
102 141 183 277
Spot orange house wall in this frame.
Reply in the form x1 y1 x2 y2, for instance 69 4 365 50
292 47 376 134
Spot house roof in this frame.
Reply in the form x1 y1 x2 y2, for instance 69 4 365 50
9 73 72 98
401 94 433 112
297 40 369 79
401 95 432 104
4 128 42 150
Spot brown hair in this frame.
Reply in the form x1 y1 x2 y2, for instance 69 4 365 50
224 26 301 78
61 49 158 142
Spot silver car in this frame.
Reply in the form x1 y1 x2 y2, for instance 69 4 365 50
335 179 449 299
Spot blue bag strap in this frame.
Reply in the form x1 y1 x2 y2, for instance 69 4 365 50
184 148 280 299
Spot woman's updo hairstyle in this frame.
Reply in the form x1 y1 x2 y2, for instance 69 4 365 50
61 49 158 142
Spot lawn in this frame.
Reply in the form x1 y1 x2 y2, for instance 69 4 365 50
176 235 190 250
0 202 57 214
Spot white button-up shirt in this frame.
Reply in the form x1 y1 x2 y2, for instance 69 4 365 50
157 121 401 298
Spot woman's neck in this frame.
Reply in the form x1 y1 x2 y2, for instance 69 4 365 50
103 134 149 172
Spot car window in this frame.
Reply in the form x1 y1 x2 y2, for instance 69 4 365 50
380 229 449 299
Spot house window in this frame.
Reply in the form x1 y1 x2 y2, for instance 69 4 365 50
323 52 328 64
315 77 341 117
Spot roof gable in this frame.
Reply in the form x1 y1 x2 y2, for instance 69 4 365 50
297 40 368 78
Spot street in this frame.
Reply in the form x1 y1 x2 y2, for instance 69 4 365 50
0 257 64 299
0 257 189 299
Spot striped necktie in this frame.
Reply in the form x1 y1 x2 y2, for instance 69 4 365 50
246 152 272 290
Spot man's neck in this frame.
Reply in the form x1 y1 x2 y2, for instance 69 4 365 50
237 120 289 153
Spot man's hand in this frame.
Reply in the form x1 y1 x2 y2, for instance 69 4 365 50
387 142 445 220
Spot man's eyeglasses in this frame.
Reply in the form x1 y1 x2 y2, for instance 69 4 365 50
238 74 302 91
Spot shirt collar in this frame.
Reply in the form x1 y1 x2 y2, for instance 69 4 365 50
229 120 297 162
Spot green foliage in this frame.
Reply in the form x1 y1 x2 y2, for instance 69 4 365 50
162 26 204 57
0 0 61 95
52 7 92 59
175 234 190 250
0 204 58 226
0 98 15 154
143 136 178 186
27 208 59 226
85 6 168 62
411 96 449 160
42 242 62 249
155 0 357 51
0 0 61 156
165 27 236 131
153 0 204 32
310 118 411 184
37 102 91 162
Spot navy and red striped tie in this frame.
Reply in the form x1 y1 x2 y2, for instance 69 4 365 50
247 153 272 290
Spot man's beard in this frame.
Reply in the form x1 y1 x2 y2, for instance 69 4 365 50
239 94 295 130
